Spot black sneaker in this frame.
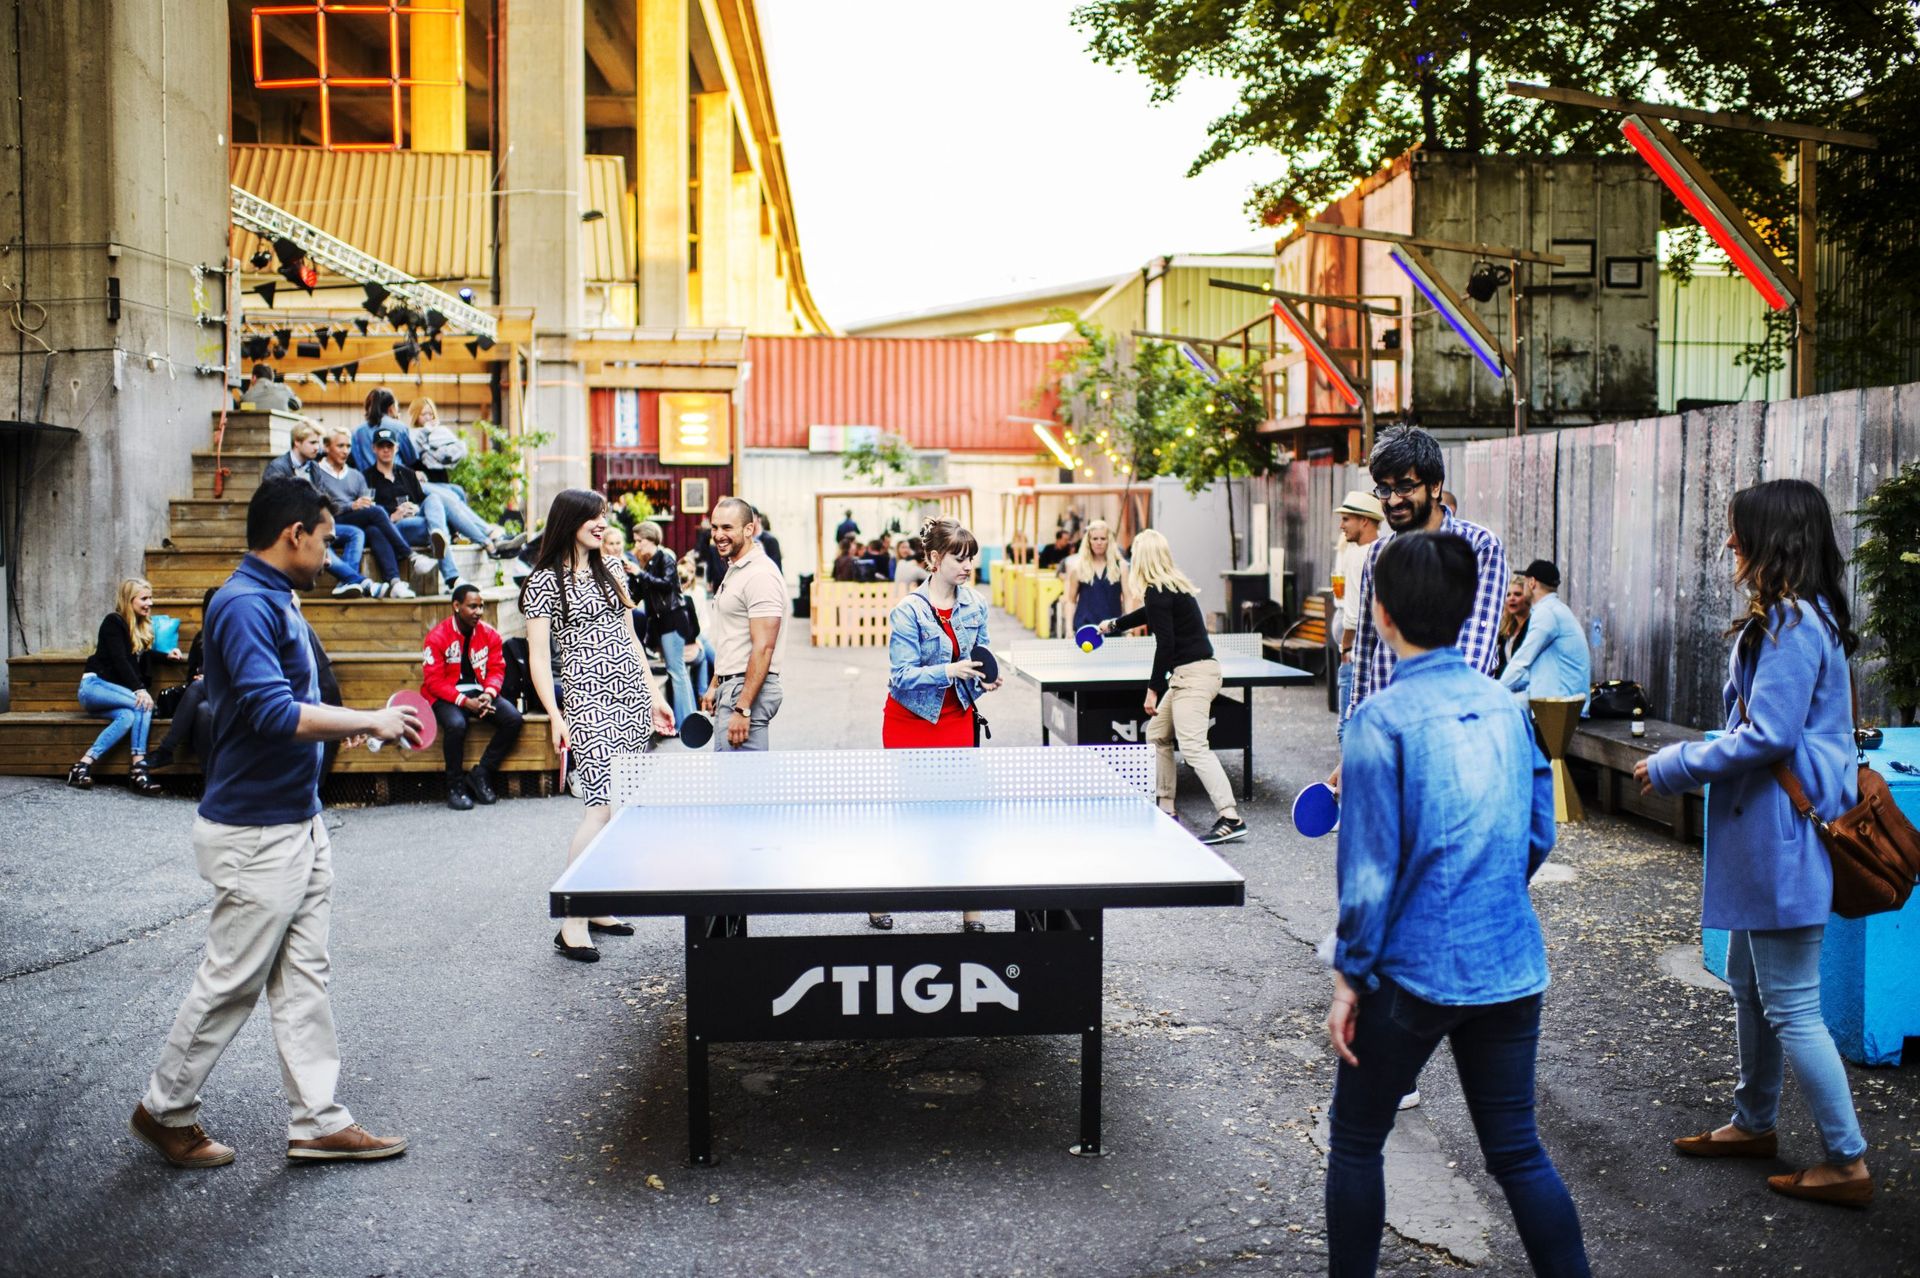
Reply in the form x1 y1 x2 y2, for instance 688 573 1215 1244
446 779 475 811
1201 816 1248 845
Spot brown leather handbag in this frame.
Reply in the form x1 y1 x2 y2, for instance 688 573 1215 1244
1737 685 1920 919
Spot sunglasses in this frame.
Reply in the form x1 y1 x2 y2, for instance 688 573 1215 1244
1372 479 1429 500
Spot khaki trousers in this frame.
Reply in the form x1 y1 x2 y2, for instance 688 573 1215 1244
1147 658 1237 817
142 815 353 1140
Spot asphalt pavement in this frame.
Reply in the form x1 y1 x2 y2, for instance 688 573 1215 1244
2 608 1915 1277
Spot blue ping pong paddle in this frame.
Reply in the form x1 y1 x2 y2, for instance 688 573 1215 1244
1292 782 1340 838
971 645 998 683
1075 624 1104 653
679 710 715 748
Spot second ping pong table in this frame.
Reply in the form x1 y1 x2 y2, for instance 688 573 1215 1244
549 745 1244 1164
1006 635 1313 798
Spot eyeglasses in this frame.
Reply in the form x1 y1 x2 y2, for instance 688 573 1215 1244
1372 479 1427 500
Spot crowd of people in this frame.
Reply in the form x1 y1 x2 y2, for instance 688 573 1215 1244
95 409 1880 1258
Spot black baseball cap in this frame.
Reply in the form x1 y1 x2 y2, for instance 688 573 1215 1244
371 425 400 446
1521 559 1560 589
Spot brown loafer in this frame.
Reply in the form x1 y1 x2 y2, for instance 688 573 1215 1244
130 1103 234 1168
1673 1128 1778 1159
1768 1167 1873 1208
287 1123 407 1161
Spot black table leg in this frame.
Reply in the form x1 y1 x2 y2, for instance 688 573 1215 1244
1243 741 1253 799
1071 907 1105 1157
685 915 715 1165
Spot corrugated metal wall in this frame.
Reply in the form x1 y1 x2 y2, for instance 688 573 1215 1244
1157 266 1275 343
743 337 1069 452
1256 381 1920 727
1659 270 1792 408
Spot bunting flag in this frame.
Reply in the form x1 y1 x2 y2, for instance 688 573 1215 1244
250 282 277 308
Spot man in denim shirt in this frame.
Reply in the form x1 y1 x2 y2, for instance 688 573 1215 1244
1322 532 1588 1277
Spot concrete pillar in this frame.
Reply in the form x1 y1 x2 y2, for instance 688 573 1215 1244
500 0 588 509
0 0 228 698
635 0 688 327
728 173 760 330
410 0 466 152
693 93 733 327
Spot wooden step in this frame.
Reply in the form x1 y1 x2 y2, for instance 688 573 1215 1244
145 590 526 648
143 545 501 595
0 710 558 777
210 410 300 454
5 651 459 711
191 450 279 499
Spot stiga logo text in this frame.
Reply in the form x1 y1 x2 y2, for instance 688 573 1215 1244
771 963 1019 1017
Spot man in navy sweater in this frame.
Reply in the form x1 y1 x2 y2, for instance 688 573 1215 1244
131 478 422 1168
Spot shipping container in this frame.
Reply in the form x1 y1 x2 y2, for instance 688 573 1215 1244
1275 151 1660 437
744 336 1070 453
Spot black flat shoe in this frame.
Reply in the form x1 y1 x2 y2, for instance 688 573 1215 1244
868 914 894 931
586 920 634 936
553 931 600 962
962 920 986 934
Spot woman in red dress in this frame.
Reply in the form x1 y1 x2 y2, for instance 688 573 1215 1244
876 517 1002 930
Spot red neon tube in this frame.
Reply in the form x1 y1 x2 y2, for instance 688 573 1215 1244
1621 120 1791 311
1273 302 1362 408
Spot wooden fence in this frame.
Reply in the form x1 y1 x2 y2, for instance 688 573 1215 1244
1256 381 1920 728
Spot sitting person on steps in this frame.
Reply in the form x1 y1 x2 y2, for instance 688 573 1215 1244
68 577 186 794
422 584 524 810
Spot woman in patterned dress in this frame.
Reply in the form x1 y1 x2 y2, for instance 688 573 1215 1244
521 489 674 962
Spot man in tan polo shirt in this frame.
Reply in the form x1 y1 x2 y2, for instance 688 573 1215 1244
698 496 786 750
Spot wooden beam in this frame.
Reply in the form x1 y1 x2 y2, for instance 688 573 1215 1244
1505 80 1878 151
567 334 747 363
586 94 637 130
583 0 636 96
1301 222 1567 267
584 365 741 391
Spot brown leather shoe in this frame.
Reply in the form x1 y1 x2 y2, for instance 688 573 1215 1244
130 1103 234 1168
1768 1167 1874 1208
1673 1128 1778 1159
287 1123 407 1161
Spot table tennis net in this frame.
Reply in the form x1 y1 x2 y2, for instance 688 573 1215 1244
610 745 1153 808
1006 632 1262 670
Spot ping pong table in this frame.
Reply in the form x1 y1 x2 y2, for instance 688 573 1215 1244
1006 634 1313 798
549 745 1244 1164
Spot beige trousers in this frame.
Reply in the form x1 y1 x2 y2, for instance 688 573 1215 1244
142 815 353 1140
1147 658 1238 818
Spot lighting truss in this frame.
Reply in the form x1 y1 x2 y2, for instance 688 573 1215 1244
1387 245 1506 378
1618 114 1798 311
231 184 497 340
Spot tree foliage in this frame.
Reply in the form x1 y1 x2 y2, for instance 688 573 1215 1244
448 422 554 528
1855 460 1920 720
842 433 935 487
1048 318 1275 496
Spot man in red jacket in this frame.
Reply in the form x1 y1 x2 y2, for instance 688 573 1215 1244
422 584 523 809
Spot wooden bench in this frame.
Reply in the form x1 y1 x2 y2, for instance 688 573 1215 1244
1567 716 1706 841
1267 595 1331 680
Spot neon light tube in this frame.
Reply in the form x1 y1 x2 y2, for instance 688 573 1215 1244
1033 422 1077 470
1387 246 1506 378
1271 301 1362 408
1620 116 1793 311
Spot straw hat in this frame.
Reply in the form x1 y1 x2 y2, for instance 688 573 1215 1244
1335 489 1385 521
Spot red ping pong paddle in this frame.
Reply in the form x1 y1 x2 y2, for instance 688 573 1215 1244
365 688 435 751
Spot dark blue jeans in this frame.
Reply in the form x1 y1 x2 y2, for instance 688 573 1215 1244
1326 979 1589 1277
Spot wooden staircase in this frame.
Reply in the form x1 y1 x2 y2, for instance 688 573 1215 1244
0 409 559 796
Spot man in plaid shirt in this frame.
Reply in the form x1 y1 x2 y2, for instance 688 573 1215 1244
1335 427 1509 779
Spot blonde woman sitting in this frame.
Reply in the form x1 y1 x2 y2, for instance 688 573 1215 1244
1063 518 1126 637
1097 530 1246 845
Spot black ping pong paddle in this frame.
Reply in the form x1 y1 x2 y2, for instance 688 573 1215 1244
971 645 998 683
679 711 715 748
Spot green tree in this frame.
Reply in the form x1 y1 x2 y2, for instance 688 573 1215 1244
448 422 554 528
842 433 935 487
1855 461 1920 723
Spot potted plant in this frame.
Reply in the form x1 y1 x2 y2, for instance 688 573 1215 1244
1855 461 1920 724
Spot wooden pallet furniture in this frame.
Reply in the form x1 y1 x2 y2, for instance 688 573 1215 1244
1567 716 1706 840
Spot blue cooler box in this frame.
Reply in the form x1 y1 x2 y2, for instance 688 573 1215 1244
1702 726 1920 1065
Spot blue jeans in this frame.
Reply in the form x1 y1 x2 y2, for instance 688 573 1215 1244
1336 657 1355 743
77 672 152 759
688 634 716 696
396 501 458 586
657 628 694 725
336 504 411 580
429 484 496 546
1326 979 1589 1277
1727 926 1867 1162
328 525 368 586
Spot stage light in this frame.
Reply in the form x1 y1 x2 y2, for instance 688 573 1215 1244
1465 262 1511 304
458 287 476 304
1271 299 1364 408
1619 113 1796 311
295 340 322 358
1387 245 1507 378
249 248 273 270
1177 341 1223 385
273 237 317 292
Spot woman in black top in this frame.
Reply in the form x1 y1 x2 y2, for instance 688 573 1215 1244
69 577 184 793
1097 530 1246 845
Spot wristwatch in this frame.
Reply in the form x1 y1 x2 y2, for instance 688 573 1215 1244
732 706 751 718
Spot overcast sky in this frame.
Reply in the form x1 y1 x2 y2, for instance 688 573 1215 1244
757 1 1286 329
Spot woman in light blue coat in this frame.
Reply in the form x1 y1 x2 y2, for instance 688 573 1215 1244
1635 478 1871 1208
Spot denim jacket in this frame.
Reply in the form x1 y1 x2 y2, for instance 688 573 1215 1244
887 586 990 724
1334 648 1556 1005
